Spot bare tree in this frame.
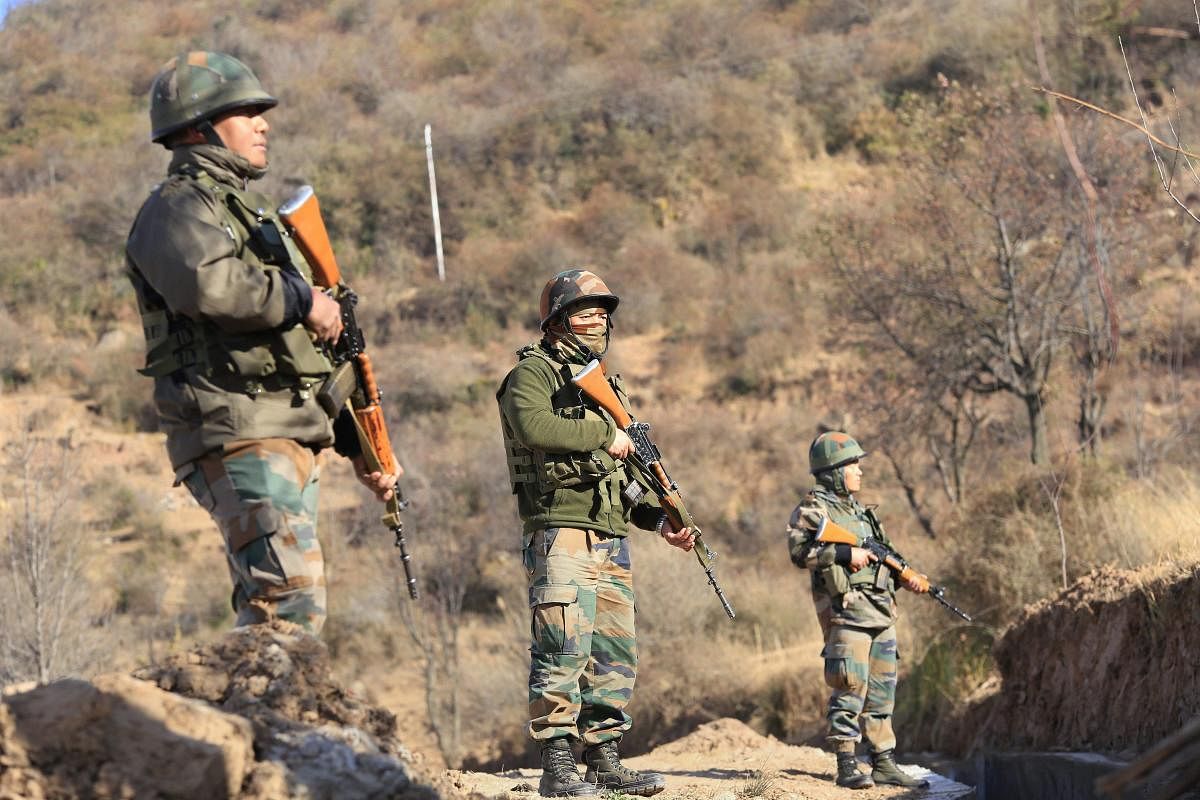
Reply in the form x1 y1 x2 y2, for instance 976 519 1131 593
828 87 1128 466
0 423 97 685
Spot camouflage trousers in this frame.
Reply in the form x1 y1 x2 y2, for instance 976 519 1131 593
823 624 898 754
523 527 637 745
180 438 327 634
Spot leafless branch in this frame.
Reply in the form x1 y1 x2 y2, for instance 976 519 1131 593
0 426 96 684
1029 0 1119 358
1031 87 1200 161
1117 38 1200 225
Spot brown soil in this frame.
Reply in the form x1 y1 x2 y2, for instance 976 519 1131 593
931 562 1200 758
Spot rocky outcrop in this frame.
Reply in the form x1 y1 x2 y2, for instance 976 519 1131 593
0 622 439 800
0 673 253 799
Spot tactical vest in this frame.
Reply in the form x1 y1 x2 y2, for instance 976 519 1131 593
129 167 331 394
499 344 626 497
809 488 897 600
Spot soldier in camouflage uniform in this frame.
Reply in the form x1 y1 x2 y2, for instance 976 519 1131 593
125 52 397 635
497 269 695 798
786 432 930 790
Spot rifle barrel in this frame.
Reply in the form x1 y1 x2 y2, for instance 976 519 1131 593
931 587 971 622
694 540 736 619
384 489 418 599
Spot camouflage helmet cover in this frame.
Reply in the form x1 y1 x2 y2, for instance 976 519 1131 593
149 51 277 144
538 268 620 330
809 431 868 474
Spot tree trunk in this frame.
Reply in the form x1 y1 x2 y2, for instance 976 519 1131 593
1025 392 1050 465
1078 384 1104 455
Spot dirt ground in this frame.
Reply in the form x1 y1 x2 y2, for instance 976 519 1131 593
441 719 973 800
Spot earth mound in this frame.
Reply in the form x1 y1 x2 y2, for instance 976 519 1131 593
652 717 776 756
937 562 1200 756
1 622 440 800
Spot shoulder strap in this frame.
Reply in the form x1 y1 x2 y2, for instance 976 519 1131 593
517 344 576 388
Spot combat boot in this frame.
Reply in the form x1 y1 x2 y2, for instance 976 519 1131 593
871 749 930 788
539 738 600 797
835 752 875 789
583 740 666 797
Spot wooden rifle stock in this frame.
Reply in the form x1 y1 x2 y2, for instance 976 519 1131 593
571 361 632 427
278 185 417 599
572 359 735 619
278 185 342 288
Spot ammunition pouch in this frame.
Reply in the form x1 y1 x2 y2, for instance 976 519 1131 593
536 449 620 493
137 308 210 378
818 563 852 598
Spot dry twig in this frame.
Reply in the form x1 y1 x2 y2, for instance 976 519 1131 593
1028 0 1120 358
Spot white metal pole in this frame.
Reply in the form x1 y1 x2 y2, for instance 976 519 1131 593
424 124 446 282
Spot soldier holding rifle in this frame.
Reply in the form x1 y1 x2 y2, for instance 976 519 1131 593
125 51 398 635
786 432 931 790
497 269 695 798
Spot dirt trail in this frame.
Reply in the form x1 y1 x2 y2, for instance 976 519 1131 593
444 719 972 800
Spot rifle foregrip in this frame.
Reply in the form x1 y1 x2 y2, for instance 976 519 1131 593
356 404 397 476
661 496 687 531
898 567 930 592
357 353 382 404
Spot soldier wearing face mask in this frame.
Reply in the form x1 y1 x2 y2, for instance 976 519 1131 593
496 269 694 798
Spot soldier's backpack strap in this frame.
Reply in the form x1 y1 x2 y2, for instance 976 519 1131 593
182 167 308 279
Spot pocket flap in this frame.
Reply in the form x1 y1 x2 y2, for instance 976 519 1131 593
530 584 579 607
822 642 854 660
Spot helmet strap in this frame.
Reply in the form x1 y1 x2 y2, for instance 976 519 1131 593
197 119 226 148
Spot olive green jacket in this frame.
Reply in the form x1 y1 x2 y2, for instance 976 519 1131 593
497 341 662 539
126 145 333 471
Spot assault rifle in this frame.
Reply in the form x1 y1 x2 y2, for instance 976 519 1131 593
278 186 418 600
813 517 971 621
572 360 735 620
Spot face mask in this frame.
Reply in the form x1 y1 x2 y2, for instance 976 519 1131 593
572 327 608 356
566 306 612 358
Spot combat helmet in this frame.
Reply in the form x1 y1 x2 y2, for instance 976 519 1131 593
149 51 277 145
809 431 867 475
538 268 620 330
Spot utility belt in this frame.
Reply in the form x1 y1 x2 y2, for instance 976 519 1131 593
205 368 323 398
507 446 622 495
